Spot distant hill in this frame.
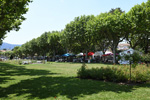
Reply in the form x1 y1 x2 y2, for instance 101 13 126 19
0 42 22 50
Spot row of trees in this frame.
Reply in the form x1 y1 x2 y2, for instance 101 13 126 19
11 31 65 59
11 0 150 63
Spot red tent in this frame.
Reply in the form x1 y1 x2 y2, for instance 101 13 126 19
102 53 119 57
102 53 113 57
88 52 94 56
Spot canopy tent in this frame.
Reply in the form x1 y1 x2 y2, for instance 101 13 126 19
94 51 103 57
101 50 119 57
118 48 141 64
102 53 113 57
61 53 70 57
69 53 76 57
76 53 86 57
61 53 76 57
119 48 134 56
88 52 94 56
105 51 112 54
87 52 95 60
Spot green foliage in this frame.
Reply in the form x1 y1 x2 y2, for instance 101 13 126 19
142 53 150 67
126 1 150 53
0 0 32 42
109 8 125 14
12 46 21 57
0 50 13 58
124 51 142 68
77 65 150 83
17 31 65 58
87 9 129 63
142 53 150 62
77 63 89 78
36 32 49 56
64 15 95 53
47 31 65 56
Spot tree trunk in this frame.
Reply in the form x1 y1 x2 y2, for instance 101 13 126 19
144 35 149 54
112 44 117 64
102 48 105 55
66 48 68 53
129 60 132 83
85 50 88 59
53 50 56 61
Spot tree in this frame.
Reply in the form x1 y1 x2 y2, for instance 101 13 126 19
127 1 150 54
0 0 32 43
87 13 111 55
36 32 49 57
124 51 142 82
60 30 69 53
109 7 125 14
20 42 30 58
1 50 13 58
64 15 95 56
142 53 150 67
13 46 20 57
16 47 23 58
106 10 130 64
27 38 39 58
47 31 65 60
88 10 130 63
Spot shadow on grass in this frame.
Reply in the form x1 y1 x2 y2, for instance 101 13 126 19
0 62 56 76
0 62 150 99
0 76 150 99
0 77 14 84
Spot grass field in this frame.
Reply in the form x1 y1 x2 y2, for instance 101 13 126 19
0 61 150 100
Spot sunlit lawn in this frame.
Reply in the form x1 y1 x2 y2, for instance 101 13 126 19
0 61 150 100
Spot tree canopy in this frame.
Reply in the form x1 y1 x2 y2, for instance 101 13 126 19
0 0 32 44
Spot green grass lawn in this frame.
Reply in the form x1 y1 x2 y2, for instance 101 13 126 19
0 62 150 100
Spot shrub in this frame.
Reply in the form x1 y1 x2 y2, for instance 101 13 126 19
124 51 142 68
77 63 90 79
77 64 150 83
142 53 150 67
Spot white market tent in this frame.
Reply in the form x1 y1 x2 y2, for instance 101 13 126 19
105 51 112 54
76 53 84 56
119 48 139 64
94 51 103 57
120 48 134 56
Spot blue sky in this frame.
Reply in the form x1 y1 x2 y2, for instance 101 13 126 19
3 0 148 44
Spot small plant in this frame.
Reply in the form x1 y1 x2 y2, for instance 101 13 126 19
18 60 22 65
124 51 142 68
77 63 89 79
123 51 142 82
